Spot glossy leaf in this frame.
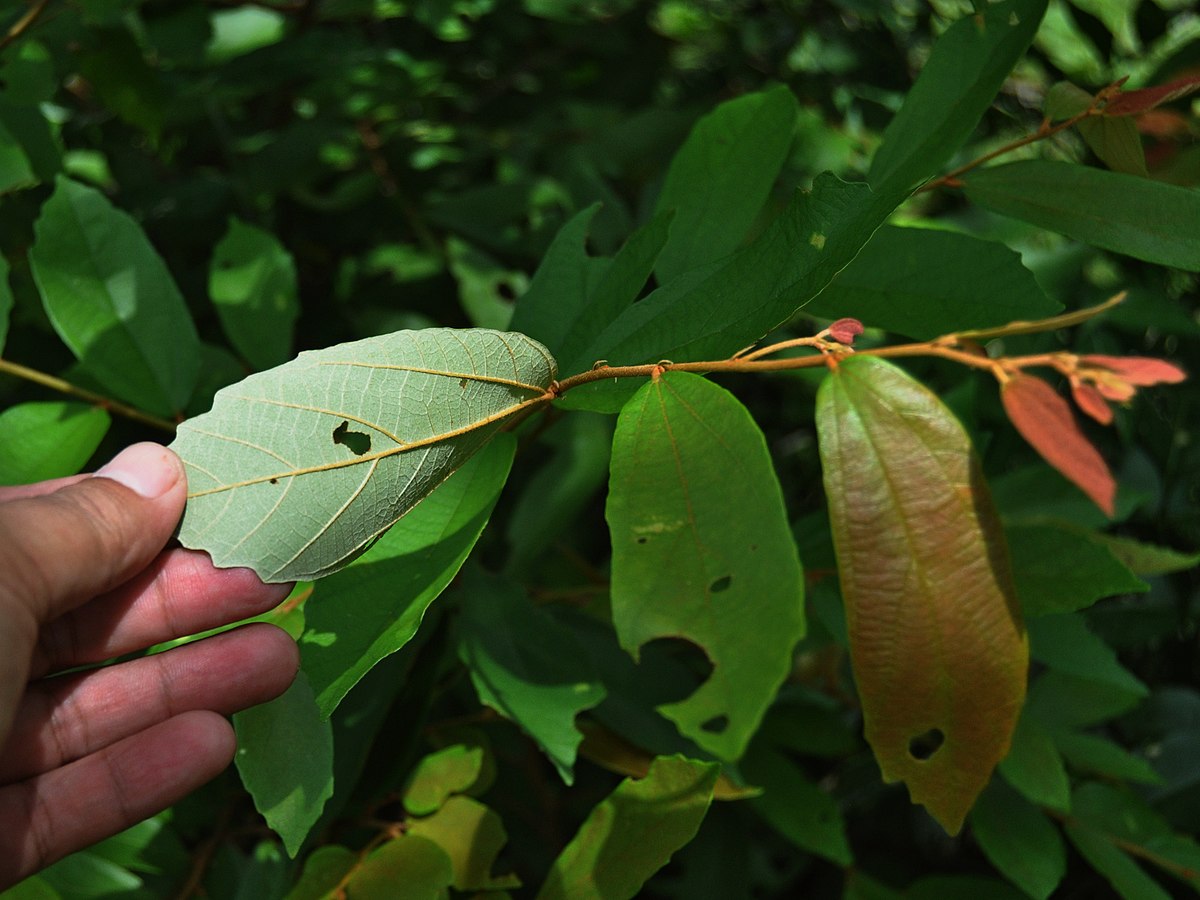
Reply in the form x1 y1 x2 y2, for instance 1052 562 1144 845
963 160 1200 271
970 778 1066 900
300 436 515 716
535 756 719 900
457 568 606 783
1001 373 1115 516
233 673 333 858
653 85 798 284
29 176 201 416
406 796 520 891
402 745 485 816
867 0 1048 195
563 173 895 411
807 225 1059 339
606 372 805 760
1007 523 1147 616
210 217 300 370
0 401 109 486
172 328 553 582
816 355 1027 834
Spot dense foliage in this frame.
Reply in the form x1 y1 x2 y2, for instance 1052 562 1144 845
1 0 1199 897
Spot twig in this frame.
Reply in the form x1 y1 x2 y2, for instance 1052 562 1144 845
0 0 51 52
0 358 178 433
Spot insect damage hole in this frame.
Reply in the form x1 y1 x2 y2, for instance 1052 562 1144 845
908 727 945 761
332 420 372 456
709 575 732 593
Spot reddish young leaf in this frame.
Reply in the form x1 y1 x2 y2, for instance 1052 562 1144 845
1104 74 1200 117
828 318 864 345
1001 374 1116 516
817 357 1027 835
1071 381 1114 425
1078 355 1187 386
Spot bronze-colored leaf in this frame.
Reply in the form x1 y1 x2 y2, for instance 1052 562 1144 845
816 356 1027 834
1001 373 1116 516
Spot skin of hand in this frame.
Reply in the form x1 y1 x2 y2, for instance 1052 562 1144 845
0 443 299 888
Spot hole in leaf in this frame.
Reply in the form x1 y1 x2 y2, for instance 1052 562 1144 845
497 280 517 301
636 536 648 544
908 727 945 761
637 637 714 706
700 715 729 734
269 477 278 484
709 575 732 593
332 420 372 456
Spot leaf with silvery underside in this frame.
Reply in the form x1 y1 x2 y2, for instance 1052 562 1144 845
171 328 556 583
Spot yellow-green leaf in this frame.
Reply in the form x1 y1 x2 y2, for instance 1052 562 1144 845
171 328 555 582
815 356 1027 834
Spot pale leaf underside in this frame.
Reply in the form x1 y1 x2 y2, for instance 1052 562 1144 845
171 328 556 582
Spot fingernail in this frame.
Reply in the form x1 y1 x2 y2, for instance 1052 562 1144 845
95 443 183 499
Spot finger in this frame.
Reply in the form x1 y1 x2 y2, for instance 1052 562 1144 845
31 548 293 677
0 443 187 627
0 474 88 505
1 623 299 783
0 710 234 889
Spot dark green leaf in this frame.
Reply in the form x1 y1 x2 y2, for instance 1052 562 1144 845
653 85 798 284
607 372 805 760
0 402 110 486
1008 523 1147 616
0 117 36 194
447 237 522 331
1028 613 1148 698
962 160 1200 271
970 778 1066 900
563 174 896 411
1078 116 1148 177
1053 731 1162 785
1097 535 1200 577
0 254 10 353
998 710 1071 812
741 744 852 865
535 756 719 900
210 217 300 370
1026 670 1146 731
233 672 333 857
77 29 167 138
29 176 201 416
807 225 1060 339
457 568 606 783
867 0 1048 195
300 436 515 716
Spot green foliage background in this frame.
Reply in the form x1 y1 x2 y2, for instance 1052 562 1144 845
1 0 1199 897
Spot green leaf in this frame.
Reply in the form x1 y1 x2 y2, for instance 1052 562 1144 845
0 254 10 354
29 176 201 417
171 328 552 583
1065 783 1200 898
1078 115 1148 177
402 745 485 817
299 435 514 716
563 173 895 411
741 744 852 866
233 672 333 858
284 845 356 900
210 217 300 370
867 0 1048 195
1028 613 1148 698
816 355 1027 834
535 756 719 900
970 777 1066 900
0 116 36 194
999 710 1072 812
653 85 798 284
504 412 613 576
0 874 61 899
806 225 1060 340
347 836 453 900
1053 731 1162 785
457 568 606 783
1026 670 1145 730
1008 523 1147 616
962 160 1200 271
447 237 523 331
406 796 520 891
0 402 110 486
1096 535 1200 577
606 372 805 760
77 28 166 139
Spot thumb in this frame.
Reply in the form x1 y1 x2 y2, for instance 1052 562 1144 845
0 443 187 627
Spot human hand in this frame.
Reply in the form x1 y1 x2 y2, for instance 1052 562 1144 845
0 443 299 888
